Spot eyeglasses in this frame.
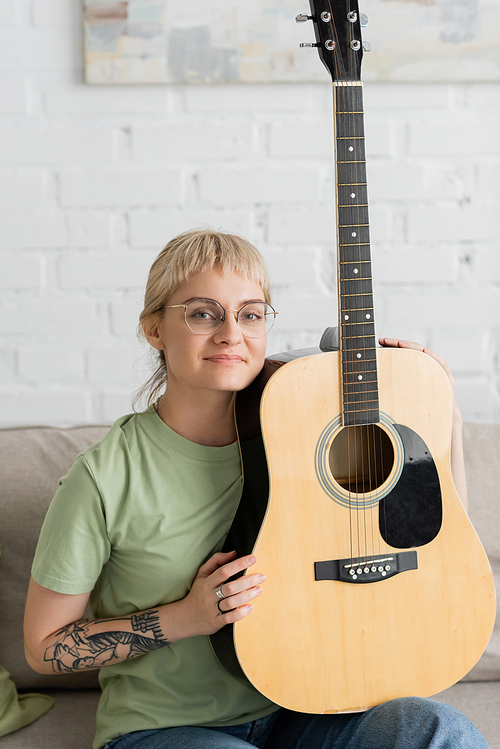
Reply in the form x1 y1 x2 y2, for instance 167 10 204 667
163 297 278 338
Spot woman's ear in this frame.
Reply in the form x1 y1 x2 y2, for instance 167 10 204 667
143 320 164 352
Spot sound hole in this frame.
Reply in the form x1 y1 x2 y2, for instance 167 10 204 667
329 425 394 494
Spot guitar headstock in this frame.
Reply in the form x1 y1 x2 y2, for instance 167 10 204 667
298 0 367 83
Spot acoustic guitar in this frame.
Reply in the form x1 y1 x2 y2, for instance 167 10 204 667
213 0 496 715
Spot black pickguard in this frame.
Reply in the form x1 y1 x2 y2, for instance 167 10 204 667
379 424 442 548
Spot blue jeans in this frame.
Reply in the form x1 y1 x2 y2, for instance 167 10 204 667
103 697 489 749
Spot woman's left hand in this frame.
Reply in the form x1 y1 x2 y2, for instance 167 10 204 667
378 338 454 390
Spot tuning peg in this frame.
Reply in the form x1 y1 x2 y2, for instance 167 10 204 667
362 41 371 51
296 14 313 22
300 42 321 47
360 13 369 26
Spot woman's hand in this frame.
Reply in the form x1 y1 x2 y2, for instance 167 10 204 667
24 553 265 672
179 551 265 638
378 337 468 510
378 338 455 389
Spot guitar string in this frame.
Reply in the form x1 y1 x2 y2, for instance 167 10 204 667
349 78 367 566
343 14 363 567
357 76 378 564
346 8 367 566
327 3 357 568
347 6 381 566
339 4 364 567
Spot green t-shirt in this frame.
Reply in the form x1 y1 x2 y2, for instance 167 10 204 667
31 408 276 748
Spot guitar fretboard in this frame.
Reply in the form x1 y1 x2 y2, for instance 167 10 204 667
335 84 379 427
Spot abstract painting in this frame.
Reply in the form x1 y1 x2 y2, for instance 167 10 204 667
83 0 500 84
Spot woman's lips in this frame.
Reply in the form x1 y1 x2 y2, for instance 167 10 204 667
204 355 244 364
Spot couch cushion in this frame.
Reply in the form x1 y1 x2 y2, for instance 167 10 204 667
0 425 110 690
460 424 500 682
0 422 498 692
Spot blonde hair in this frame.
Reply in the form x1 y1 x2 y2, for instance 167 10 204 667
135 228 271 409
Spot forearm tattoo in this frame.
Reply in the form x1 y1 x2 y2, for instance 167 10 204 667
44 610 170 673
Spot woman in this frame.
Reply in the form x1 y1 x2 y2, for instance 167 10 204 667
24 229 486 749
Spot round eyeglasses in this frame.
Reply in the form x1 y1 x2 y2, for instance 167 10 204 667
163 297 278 338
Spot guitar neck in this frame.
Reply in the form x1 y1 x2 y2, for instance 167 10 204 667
334 83 379 427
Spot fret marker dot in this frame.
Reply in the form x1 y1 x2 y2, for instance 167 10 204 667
351 193 356 198
353 268 358 274
349 146 354 152
351 232 357 237
366 314 371 319
357 353 362 359
344 314 349 320
358 375 363 381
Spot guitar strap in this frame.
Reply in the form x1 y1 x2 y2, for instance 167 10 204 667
210 329 339 681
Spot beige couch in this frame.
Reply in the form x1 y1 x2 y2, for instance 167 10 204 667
0 422 498 748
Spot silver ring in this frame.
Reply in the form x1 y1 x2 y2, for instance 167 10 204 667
215 585 226 601
217 599 225 615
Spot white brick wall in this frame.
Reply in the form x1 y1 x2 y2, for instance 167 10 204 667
0 6 498 426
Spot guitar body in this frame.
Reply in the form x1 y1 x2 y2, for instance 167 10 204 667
233 347 496 713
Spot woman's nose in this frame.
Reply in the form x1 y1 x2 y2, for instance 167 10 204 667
212 312 244 344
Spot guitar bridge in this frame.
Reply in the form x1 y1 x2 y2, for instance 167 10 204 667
315 551 417 583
